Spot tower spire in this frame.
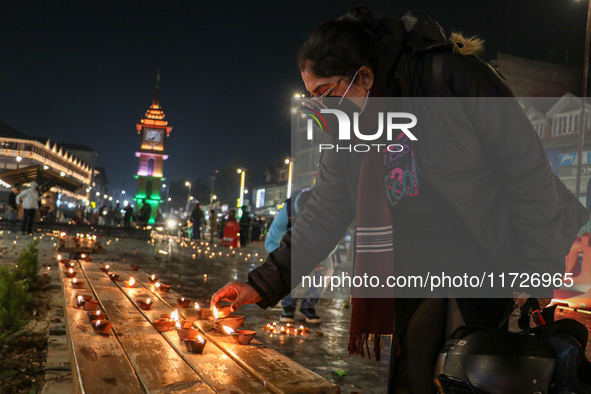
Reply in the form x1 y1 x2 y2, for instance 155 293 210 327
152 68 160 107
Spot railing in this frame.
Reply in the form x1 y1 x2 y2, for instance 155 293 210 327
0 220 152 239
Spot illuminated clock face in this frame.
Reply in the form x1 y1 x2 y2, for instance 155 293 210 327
144 129 164 148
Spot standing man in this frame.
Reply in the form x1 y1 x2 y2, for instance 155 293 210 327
7 183 21 232
190 203 204 240
239 209 251 247
124 204 134 227
138 199 152 225
17 181 39 236
209 210 218 243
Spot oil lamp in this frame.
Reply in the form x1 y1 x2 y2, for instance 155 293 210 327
124 277 136 288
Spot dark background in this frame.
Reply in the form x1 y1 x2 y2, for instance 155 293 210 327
0 0 586 195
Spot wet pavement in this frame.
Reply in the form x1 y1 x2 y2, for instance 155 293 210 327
2 230 591 393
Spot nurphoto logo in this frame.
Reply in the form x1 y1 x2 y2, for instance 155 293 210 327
303 107 418 152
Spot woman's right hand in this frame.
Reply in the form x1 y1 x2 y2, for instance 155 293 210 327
210 282 262 313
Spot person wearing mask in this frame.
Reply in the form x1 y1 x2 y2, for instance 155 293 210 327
212 8 589 393
7 183 21 232
17 181 40 235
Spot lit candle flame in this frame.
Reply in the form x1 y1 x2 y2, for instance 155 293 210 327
155 282 161 288
73 278 77 283
105 265 110 269
213 307 220 320
95 320 101 326
197 334 205 344
194 302 200 311
299 325 304 330
58 255 62 260
146 298 151 304
81 254 86 258
171 310 179 321
47 266 51 271
181 298 185 302
77 296 84 304
96 310 101 315
223 326 235 335
128 277 135 286
69 268 73 273
176 321 182 330
151 275 156 280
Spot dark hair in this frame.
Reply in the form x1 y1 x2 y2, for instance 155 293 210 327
297 7 378 80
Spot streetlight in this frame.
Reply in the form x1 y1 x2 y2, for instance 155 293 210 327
237 168 246 217
575 0 591 199
185 181 192 211
285 157 294 199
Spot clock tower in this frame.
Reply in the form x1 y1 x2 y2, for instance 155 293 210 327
134 71 172 223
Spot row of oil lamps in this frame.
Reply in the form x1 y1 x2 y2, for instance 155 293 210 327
66 258 258 354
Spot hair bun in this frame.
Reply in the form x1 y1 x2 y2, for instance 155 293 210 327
338 7 377 32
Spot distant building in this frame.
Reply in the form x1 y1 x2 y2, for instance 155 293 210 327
524 94 591 206
251 162 289 216
0 120 93 212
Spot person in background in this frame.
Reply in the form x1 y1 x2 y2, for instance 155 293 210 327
17 181 40 235
138 199 152 225
219 215 226 239
209 209 218 243
190 203 204 240
7 183 21 232
239 209 251 247
124 204 134 227
113 203 122 226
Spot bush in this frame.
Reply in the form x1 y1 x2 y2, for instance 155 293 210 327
14 240 39 286
0 266 30 334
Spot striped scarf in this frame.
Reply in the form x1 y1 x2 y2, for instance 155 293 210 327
348 150 396 362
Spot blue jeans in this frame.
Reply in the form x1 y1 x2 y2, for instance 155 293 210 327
22 209 35 234
281 262 326 310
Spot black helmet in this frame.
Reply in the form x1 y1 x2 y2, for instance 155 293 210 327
434 303 591 394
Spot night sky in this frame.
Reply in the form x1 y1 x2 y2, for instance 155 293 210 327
0 0 587 193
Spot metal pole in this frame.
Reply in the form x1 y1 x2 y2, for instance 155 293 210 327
575 0 591 199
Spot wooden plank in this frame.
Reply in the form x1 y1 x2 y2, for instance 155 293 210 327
100 262 340 394
57 261 145 394
81 263 273 394
77 262 214 394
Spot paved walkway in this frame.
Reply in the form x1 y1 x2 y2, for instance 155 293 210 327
3 231 591 393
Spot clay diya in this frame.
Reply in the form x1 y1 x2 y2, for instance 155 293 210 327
182 335 207 354
130 265 140 271
92 319 113 334
123 277 136 288
211 315 245 333
137 298 153 311
193 303 202 319
109 274 120 281
148 274 158 284
178 320 194 329
87 310 107 322
84 256 93 262
59 259 70 265
155 282 171 292
177 328 198 340
99 265 110 273
71 279 85 289
161 313 171 319
199 308 214 319
83 300 100 311
176 298 191 308
152 319 173 332
232 330 257 345
76 294 92 302
64 269 77 279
